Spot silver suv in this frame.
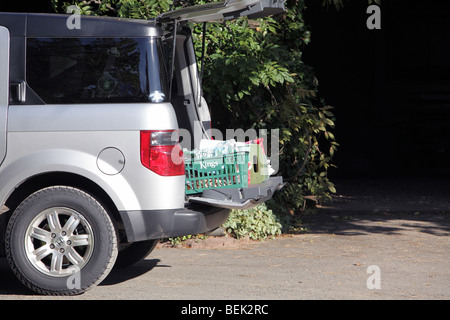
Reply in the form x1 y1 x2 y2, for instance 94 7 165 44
0 0 284 295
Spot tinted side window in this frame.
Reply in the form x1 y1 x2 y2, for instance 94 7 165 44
27 37 166 104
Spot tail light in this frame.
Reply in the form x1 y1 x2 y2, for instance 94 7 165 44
140 130 185 176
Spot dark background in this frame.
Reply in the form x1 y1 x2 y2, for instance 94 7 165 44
0 2 53 13
2 0 450 180
303 0 450 179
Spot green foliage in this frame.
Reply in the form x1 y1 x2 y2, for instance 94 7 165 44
52 0 172 18
167 234 207 246
223 204 282 240
193 0 338 214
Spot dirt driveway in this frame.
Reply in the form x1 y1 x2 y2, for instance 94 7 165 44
0 178 449 300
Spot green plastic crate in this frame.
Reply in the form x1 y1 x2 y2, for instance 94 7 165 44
185 150 249 194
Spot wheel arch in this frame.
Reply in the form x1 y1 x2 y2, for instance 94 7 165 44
0 172 126 255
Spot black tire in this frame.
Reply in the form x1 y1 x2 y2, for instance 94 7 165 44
115 240 158 268
5 186 118 295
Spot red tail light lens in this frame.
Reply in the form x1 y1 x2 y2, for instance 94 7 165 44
140 130 185 176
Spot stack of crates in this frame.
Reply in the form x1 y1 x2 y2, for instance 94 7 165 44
184 140 270 195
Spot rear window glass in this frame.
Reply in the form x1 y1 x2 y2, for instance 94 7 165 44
27 37 168 104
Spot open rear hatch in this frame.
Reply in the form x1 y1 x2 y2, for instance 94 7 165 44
158 0 285 23
159 0 286 210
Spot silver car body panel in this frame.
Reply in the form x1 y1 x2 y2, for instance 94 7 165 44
0 102 185 211
7 103 178 132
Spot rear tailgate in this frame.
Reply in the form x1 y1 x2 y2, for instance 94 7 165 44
187 176 284 210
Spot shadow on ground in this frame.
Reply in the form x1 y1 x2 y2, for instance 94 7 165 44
0 258 33 295
0 258 171 295
101 259 171 286
302 177 450 237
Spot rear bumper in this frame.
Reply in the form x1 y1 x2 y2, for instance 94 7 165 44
119 206 230 242
119 176 284 243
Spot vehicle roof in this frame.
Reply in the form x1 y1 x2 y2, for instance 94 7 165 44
0 12 161 37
